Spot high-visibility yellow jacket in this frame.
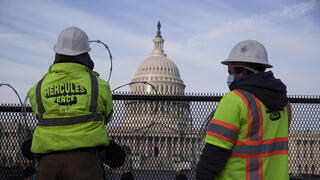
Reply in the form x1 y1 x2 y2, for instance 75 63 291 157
205 89 291 180
28 63 113 154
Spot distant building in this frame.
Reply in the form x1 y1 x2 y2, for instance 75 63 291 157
0 122 24 167
289 130 320 175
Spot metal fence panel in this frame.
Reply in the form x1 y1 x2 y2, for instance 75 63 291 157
0 93 319 179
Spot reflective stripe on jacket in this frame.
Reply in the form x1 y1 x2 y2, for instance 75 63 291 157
205 89 290 180
29 63 113 153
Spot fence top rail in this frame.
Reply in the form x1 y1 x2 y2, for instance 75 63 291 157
112 94 223 101
1 94 319 113
113 94 320 103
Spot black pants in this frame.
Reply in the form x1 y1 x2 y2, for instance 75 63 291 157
37 149 104 180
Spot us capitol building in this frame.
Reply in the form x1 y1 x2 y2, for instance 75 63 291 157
109 21 198 171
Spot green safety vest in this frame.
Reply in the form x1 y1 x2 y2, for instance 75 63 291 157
205 89 291 180
28 63 113 154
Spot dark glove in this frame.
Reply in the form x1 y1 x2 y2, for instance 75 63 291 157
99 140 126 168
21 138 33 160
24 166 35 178
120 171 134 180
175 173 188 180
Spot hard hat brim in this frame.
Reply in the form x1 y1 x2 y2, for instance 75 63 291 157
221 59 273 68
54 45 91 56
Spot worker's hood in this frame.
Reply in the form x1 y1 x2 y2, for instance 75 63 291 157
53 53 94 70
229 71 288 112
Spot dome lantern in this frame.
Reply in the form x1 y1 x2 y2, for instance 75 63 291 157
152 21 166 57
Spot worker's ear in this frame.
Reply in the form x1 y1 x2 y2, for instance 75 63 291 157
239 67 247 74
236 68 248 78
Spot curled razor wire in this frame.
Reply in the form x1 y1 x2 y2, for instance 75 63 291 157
89 40 113 82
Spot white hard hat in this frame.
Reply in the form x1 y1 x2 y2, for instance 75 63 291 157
221 40 272 68
54 26 91 56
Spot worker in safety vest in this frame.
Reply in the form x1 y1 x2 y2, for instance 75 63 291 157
25 27 123 180
196 40 291 180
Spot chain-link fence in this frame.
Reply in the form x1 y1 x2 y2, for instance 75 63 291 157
0 93 319 179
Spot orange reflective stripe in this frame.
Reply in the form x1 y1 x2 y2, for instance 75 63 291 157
249 158 260 180
235 89 262 141
232 150 288 158
244 158 265 180
254 96 263 140
259 158 263 180
235 137 288 146
246 158 250 180
207 119 239 143
210 119 239 132
233 90 253 141
232 138 288 158
206 131 236 144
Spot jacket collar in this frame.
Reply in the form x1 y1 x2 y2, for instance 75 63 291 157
47 63 100 76
229 71 288 112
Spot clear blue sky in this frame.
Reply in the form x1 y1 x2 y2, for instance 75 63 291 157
0 0 319 104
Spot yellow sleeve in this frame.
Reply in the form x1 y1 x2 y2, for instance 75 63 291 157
104 82 113 123
205 92 244 150
97 77 113 124
28 83 40 119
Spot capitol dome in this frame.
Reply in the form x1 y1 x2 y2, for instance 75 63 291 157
122 22 193 170
130 21 185 95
